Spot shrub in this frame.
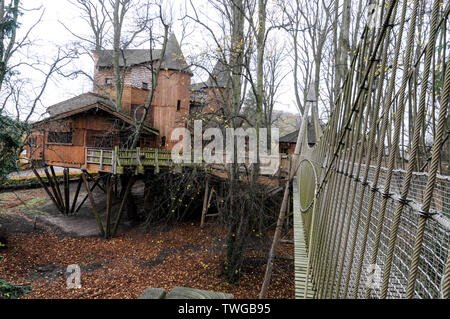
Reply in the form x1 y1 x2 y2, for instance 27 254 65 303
0 279 31 299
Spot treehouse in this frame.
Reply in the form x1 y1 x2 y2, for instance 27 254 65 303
25 33 235 177
27 93 159 172
26 34 194 172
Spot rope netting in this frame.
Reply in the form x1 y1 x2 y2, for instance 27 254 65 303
295 0 450 299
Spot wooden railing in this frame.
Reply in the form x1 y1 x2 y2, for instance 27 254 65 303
86 148 113 171
85 146 290 176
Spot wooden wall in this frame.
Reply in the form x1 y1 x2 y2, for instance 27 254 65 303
27 109 158 169
94 68 191 150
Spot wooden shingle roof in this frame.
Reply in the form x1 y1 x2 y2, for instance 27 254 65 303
93 34 191 74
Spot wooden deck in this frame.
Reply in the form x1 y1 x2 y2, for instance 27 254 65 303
85 147 290 177
293 180 315 299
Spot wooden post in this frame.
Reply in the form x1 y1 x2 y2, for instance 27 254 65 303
200 178 210 228
85 170 106 193
43 165 64 213
75 175 102 212
112 175 135 237
155 148 160 173
81 171 105 236
100 149 104 171
70 175 83 215
259 179 290 299
32 167 62 212
105 175 113 239
204 187 215 218
50 165 64 208
63 168 70 215
114 175 118 197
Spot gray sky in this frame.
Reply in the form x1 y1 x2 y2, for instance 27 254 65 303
15 0 298 122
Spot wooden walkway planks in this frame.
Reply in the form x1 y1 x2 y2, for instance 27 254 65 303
293 180 315 299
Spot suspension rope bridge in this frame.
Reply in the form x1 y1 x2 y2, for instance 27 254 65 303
293 0 450 299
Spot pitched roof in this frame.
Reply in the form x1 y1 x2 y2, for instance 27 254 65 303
190 82 207 91
279 129 299 143
38 93 158 135
93 33 191 74
47 92 114 117
279 118 317 145
205 60 230 88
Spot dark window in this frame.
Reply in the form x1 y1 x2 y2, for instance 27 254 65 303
94 136 113 148
105 78 112 85
28 137 37 146
48 132 72 144
161 136 166 148
177 100 181 111
87 133 114 149
142 82 149 90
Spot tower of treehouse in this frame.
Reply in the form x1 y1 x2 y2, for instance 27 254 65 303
92 33 192 149
190 60 231 115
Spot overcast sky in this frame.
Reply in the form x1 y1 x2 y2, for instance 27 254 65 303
15 0 297 122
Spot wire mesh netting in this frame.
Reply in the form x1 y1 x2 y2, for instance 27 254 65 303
293 0 450 299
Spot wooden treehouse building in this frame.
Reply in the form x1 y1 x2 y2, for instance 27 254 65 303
24 34 285 237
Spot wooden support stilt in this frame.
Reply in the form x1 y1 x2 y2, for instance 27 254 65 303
203 187 215 219
86 170 106 193
105 175 113 239
63 168 70 215
32 167 62 212
200 178 210 228
112 175 135 237
75 175 102 212
70 175 83 215
81 171 105 236
50 166 64 208
259 179 290 299
114 176 118 197
43 165 64 213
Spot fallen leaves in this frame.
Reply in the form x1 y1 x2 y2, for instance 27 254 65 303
0 223 294 299
0 188 294 299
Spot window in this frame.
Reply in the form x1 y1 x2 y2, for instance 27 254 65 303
47 132 72 144
93 136 113 148
161 136 166 148
28 137 37 146
86 131 114 149
142 82 149 90
105 78 112 85
177 100 181 111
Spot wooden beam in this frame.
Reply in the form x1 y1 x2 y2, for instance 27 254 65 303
105 175 113 239
50 165 64 209
112 175 135 237
86 170 106 193
70 175 83 215
75 175 102 213
63 168 70 215
43 165 64 213
259 179 290 299
31 167 62 212
200 178 210 228
81 171 105 236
